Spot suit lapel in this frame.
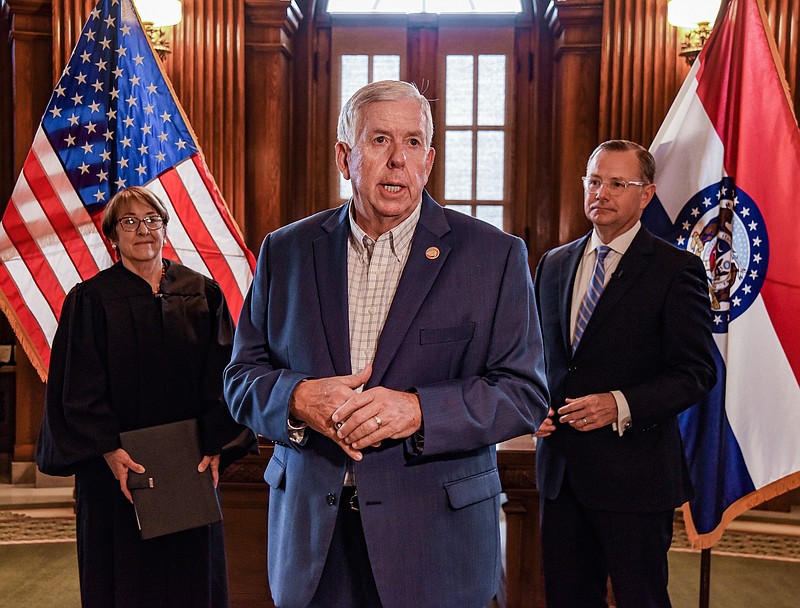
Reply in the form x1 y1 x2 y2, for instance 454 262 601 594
560 235 589 355
313 205 352 376
576 227 654 349
368 193 451 388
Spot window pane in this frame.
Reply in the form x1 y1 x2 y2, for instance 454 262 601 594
328 0 424 12
476 131 504 200
341 55 369 108
470 0 522 11
444 131 473 200
446 56 474 127
373 55 401 82
447 204 473 216
478 55 506 126
328 0 522 12
476 205 504 229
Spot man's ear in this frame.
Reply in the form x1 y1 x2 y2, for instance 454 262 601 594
640 182 657 210
335 141 351 180
425 147 435 179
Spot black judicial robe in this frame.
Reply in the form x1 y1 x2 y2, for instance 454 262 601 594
36 260 247 608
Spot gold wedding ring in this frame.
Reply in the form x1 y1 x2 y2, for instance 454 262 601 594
374 416 382 428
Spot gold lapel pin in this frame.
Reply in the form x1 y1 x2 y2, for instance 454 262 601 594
426 246 440 260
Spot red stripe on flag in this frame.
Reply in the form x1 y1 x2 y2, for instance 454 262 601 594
695 0 800 382
23 152 101 280
1 203 67 318
158 167 245 317
191 155 256 271
0 263 52 370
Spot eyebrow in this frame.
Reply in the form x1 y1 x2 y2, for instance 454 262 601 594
368 127 424 139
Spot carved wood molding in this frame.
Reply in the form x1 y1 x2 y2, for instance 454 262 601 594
545 0 603 59
245 0 302 57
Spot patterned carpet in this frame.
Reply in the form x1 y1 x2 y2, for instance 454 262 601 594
1 509 799 564
671 523 800 562
0 511 76 545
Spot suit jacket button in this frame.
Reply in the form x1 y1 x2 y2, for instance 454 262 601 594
326 493 336 506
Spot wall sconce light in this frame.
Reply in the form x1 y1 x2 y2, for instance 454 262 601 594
133 0 182 59
668 0 721 65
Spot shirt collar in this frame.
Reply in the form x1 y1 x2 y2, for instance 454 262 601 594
586 220 641 258
348 201 422 261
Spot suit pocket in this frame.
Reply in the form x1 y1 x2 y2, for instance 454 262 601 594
444 468 502 510
264 453 286 489
420 322 476 345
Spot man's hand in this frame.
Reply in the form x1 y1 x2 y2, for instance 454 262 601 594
289 365 373 459
198 454 221 487
558 393 618 432
534 408 557 437
332 387 422 450
103 448 145 503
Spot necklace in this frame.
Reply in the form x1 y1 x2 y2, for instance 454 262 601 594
152 261 166 296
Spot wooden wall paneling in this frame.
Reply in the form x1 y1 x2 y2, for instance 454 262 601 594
407 14 440 198
1 4 14 206
763 0 800 117
599 0 688 147
285 0 318 223
243 0 301 249
307 18 330 218
169 0 246 230
5 0 52 482
545 0 604 245
523 1 559 263
511 19 535 250
52 0 92 81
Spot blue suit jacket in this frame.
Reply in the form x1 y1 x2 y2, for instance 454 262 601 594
224 193 549 608
533 227 716 512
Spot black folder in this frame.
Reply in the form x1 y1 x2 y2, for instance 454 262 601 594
120 419 222 540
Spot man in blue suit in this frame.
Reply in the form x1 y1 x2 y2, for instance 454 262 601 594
224 80 549 608
533 140 716 607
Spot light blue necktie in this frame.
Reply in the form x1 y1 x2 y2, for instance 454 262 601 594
572 245 611 352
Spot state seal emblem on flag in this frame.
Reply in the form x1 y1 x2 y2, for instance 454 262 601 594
672 176 769 333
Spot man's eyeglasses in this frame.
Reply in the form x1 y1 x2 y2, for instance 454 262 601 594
117 216 164 232
581 177 648 195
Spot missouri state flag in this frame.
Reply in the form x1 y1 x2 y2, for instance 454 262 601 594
0 0 256 379
642 0 800 547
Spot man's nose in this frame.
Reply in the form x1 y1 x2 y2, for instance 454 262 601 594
388 143 406 167
594 181 610 198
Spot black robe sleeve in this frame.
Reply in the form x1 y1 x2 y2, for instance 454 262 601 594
195 277 255 458
36 282 121 476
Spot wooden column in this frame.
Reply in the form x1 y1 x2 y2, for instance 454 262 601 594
219 447 275 608
498 437 544 608
169 0 247 231
598 0 688 146
243 0 302 250
545 0 603 245
5 0 52 483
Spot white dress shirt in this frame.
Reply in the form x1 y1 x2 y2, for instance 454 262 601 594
569 221 641 435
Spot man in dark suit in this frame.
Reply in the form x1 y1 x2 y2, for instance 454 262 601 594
533 140 716 607
224 80 549 608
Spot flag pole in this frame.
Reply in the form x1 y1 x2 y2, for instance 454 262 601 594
699 548 711 608
695 6 728 608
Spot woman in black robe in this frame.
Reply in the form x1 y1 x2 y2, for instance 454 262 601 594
36 186 250 608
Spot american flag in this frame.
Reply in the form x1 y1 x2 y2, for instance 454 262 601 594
0 0 256 379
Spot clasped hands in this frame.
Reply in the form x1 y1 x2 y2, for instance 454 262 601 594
534 392 618 437
289 364 422 460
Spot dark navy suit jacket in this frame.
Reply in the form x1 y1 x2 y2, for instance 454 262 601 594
224 193 549 608
533 226 716 513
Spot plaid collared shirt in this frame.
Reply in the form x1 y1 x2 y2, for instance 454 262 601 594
347 202 421 377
